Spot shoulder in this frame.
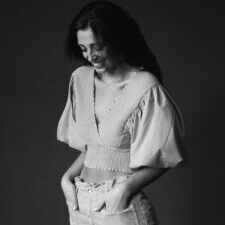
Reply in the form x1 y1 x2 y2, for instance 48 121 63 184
70 65 94 94
128 70 160 97
133 69 159 89
71 65 93 82
124 70 160 108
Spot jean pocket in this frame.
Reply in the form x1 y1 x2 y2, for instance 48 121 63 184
101 203 135 215
97 204 139 225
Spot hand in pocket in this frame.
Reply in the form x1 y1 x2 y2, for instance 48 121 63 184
95 182 131 213
61 178 78 210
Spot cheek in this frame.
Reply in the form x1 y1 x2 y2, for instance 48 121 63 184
97 47 108 59
100 52 110 63
82 52 88 60
94 52 105 62
105 55 114 65
103 49 115 63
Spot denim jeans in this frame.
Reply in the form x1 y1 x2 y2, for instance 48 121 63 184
67 176 158 225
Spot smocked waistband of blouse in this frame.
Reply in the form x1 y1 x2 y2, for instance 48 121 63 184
84 144 131 172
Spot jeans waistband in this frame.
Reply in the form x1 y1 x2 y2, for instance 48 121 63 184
74 175 130 193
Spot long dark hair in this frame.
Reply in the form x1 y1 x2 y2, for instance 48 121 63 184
66 1 162 83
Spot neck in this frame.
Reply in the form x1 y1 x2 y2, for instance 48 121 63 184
95 62 134 84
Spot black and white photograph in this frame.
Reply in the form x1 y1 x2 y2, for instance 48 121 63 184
1 0 225 225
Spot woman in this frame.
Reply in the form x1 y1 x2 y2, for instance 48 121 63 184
57 1 185 225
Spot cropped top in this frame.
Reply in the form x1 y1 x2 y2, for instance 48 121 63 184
57 66 185 172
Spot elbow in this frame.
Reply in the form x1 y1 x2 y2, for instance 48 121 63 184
60 173 71 189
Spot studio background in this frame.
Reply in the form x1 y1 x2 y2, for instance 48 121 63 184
1 0 225 224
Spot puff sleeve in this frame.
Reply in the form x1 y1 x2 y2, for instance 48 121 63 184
57 73 86 151
129 84 185 169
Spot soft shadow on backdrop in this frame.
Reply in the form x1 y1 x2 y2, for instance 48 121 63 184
1 0 225 224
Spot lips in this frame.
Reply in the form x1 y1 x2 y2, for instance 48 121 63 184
92 60 104 68
93 63 102 68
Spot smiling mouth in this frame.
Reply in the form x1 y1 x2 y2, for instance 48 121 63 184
92 61 104 68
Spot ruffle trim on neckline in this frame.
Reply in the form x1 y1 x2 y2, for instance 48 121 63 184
124 84 160 136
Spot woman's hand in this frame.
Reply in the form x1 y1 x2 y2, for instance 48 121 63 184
94 182 131 213
106 182 131 212
61 175 78 210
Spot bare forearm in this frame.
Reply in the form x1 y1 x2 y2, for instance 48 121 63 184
62 151 86 182
125 167 168 197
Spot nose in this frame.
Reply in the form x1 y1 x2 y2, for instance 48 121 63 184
86 49 98 62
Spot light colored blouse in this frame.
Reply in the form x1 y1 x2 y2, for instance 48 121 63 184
57 66 185 172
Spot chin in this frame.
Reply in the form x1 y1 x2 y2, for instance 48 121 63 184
94 67 106 74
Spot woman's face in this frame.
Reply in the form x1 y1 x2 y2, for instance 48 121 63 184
77 27 119 74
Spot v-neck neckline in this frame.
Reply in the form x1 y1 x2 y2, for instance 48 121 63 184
90 67 138 139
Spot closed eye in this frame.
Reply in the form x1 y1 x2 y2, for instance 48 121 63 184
93 43 104 51
78 45 86 52
78 43 104 53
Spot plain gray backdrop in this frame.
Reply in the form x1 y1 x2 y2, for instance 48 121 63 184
1 0 225 224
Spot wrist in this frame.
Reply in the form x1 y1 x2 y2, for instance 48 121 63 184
123 179 137 199
120 181 133 200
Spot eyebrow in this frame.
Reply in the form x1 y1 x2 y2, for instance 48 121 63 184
78 43 101 48
78 44 86 47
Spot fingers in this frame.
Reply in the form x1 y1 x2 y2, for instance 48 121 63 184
72 196 78 210
66 195 79 211
67 201 78 211
73 194 79 210
62 181 79 211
